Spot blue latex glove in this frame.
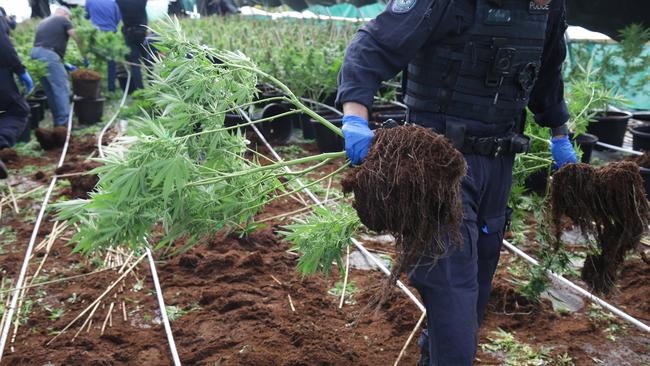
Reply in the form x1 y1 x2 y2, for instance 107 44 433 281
551 135 578 169
342 115 373 165
64 63 78 72
82 58 90 68
18 71 33 94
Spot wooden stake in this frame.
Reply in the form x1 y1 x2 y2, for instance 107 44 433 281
270 275 282 286
6 183 19 214
393 312 426 366
339 244 351 309
47 254 146 345
122 301 127 322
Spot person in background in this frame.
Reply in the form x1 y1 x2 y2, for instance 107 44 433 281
0 13 33 179
31 6 87 128
115 0 147 91
85 0 122 92
0 7 16 30
29 0 52 19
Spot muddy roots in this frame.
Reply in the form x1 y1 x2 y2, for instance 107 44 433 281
35 127 68 150
342 125 467 279
551 162 650 293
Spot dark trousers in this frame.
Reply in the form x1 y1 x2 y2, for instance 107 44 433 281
123 27 147 91
408 112 514 365
0 69 29 149
107 60 116 92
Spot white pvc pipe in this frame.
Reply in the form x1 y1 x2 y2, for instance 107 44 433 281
596 141 643 156
146 247 182 366
0 103 75 362
98 67 131 157
502 239 650 333
98 76 181 365
240 109 426 313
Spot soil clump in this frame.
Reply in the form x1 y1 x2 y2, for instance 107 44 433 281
55 162 101 198
551 162 650 293
35 127 68 150
342 125 467 278
71 69 102 81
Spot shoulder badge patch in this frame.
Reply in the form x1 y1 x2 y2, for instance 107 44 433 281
391 0 418 14
528 1 551 14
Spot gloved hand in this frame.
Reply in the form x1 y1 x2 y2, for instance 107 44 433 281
342 115 373 165
18 71 33 94
82 58 90 68
550 135 577 169
64 63 78 72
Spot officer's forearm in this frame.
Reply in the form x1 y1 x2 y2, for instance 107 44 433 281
343 102 369 121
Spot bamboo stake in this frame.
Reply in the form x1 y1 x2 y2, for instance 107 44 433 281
47 253 146 345
73 301 101 341
324 176 333 203
339 244 351 309
287 294 296 312
270 275 282 286
6 183 19 214
393 312 426 366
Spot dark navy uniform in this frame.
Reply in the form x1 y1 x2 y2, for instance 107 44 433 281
337 1 569 364
0 16 29 149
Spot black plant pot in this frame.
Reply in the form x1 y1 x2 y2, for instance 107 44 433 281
310 116 343 153
586 110 632 148
74 96 105 124
631 125 650 151
224 113 247 134
523 169 550 196
27 90 48 111
72 77 102 99
632 111 650 123
260 103 295 143
17 103 44 143
574 133 599 164
299 113 315 140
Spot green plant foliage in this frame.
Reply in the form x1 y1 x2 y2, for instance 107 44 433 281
566 23 650 104
71 7 128 65
481 329 555 366
54 19 276 253
280 203 360 277
179 16 356 101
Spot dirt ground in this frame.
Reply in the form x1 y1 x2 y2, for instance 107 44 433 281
0 131 649 366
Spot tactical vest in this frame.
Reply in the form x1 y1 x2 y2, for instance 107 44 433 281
404 0 550 125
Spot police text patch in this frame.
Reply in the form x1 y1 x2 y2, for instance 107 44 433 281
391 0 418 13
528 1 550 14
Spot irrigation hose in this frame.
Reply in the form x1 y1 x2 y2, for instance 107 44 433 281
595 141 643 156
239 108 427 313
98 65 132 157
96 72 182 366
502 240 650 333
0 102 75 362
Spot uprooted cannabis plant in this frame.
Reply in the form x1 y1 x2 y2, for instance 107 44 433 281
56 18 349 254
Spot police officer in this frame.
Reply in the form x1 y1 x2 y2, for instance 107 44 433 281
336 0 576 364
0 11 33 179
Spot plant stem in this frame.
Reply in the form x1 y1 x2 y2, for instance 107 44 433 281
190 151 346 186
179 109 301 140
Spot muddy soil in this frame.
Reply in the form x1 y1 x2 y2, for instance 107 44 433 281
1 129 649 366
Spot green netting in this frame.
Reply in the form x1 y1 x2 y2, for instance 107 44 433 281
306 3 384 18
